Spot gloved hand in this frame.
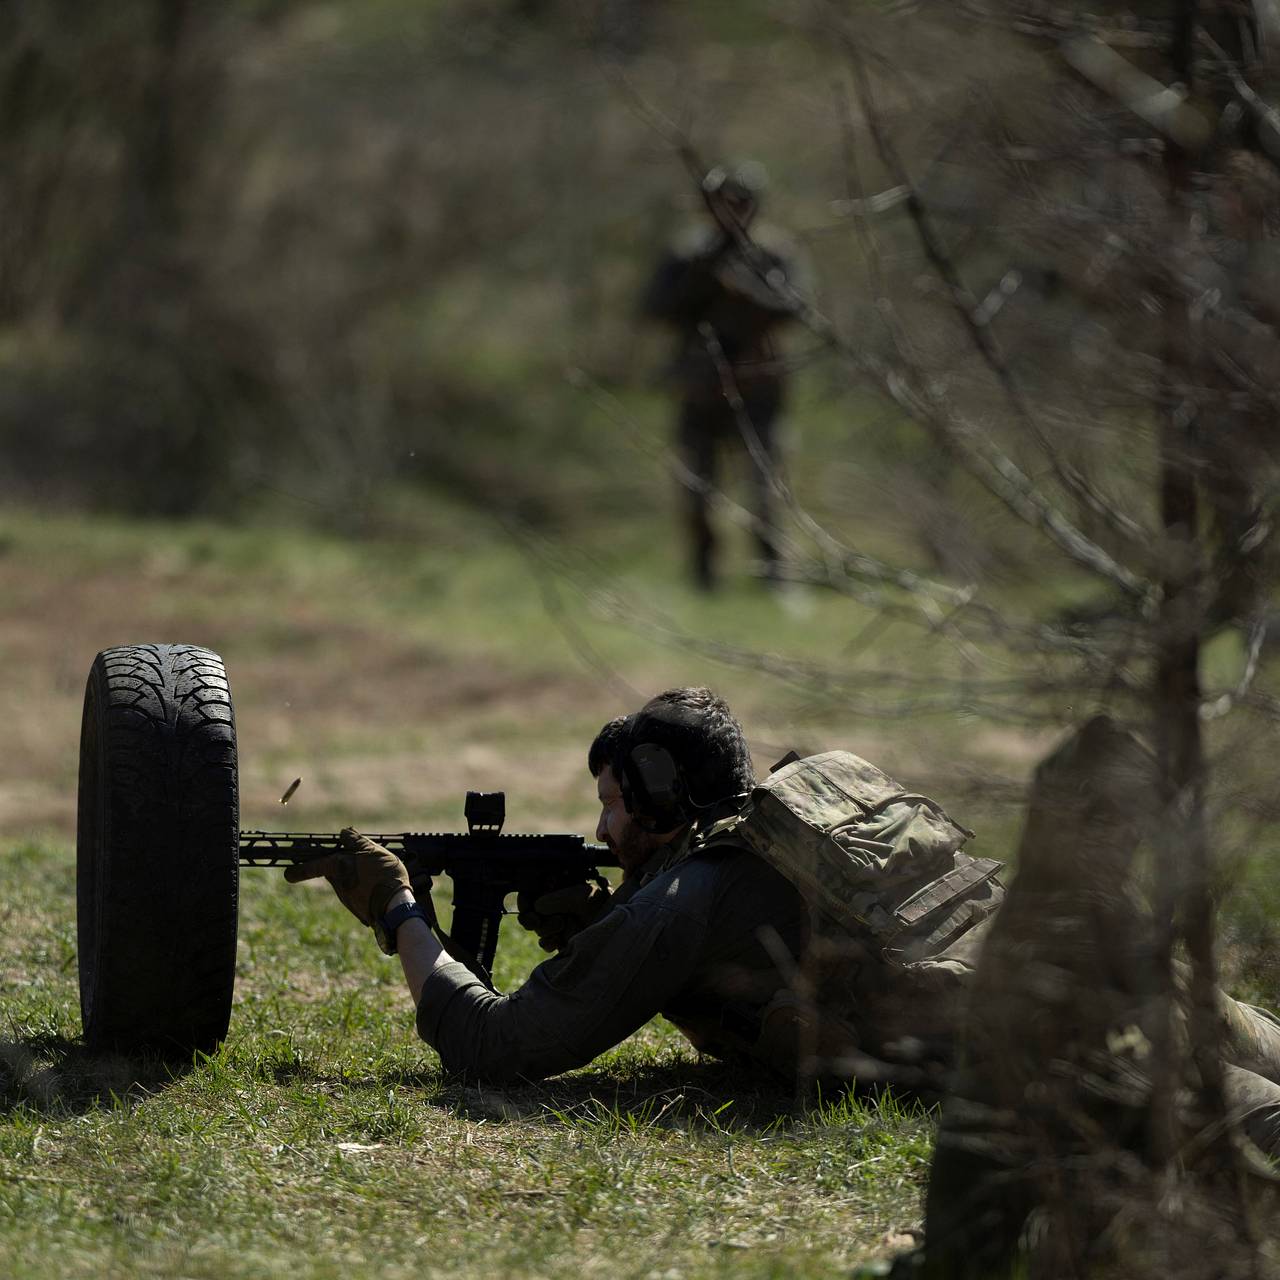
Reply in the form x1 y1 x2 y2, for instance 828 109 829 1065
283 828 411 928
516 880 612 952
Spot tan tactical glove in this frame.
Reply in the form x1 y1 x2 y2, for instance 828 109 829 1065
283 828 411 928
515 881 612 952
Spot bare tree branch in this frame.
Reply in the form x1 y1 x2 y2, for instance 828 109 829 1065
837 20 1158 560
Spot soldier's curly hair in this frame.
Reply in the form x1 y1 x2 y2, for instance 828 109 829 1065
587 687 755 808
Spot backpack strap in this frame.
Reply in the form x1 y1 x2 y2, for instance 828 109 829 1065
893 856 1003 929
883 855 1005 961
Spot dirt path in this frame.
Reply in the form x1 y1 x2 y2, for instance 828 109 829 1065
0 547 603 838
0 521 1053 844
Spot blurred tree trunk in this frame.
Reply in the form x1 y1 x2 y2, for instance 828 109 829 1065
1147 0 1216 1174
130 0 189 240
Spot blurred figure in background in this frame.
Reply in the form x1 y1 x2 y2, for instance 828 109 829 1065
640 163 808 591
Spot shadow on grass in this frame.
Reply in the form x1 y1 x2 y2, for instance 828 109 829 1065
0 1033 190 1116
433 1058 840 1134
250 1049 936 1138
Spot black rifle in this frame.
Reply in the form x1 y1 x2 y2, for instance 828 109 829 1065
240 791 617 987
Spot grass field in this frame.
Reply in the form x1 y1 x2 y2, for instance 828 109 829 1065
0 503 982 1279
1 502 1276 1278
1 831 934 1280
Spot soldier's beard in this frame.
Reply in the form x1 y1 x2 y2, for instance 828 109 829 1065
610 821 661 878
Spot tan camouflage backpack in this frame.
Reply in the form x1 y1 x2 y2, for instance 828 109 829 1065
694 750 1004 1081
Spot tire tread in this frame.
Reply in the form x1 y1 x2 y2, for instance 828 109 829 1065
77 643 240 1055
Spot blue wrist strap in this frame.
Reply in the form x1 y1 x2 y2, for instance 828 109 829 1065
377 900 429 955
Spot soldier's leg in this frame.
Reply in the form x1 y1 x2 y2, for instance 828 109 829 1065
1222 1063 1280 1160
740 382 783 575
1219 994 1280 1086
678 399 718 590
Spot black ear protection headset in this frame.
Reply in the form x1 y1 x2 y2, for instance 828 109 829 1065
618 740 691 834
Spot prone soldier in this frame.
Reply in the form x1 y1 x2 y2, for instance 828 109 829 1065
283 686 997 1088
284 689 1280 1194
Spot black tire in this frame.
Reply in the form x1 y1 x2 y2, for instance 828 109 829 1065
77 644 240 1055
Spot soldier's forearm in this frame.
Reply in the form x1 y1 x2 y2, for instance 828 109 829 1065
383 886 450 1004
399 918 450 1005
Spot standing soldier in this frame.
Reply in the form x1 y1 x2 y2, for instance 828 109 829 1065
641 163 807 590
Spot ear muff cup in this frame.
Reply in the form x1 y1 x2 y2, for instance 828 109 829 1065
620 742 689 832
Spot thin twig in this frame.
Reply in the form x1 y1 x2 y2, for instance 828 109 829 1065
507 519 645 706
837 19 1154 559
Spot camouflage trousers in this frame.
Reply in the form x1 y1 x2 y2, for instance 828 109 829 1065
1219 996 1280 1154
